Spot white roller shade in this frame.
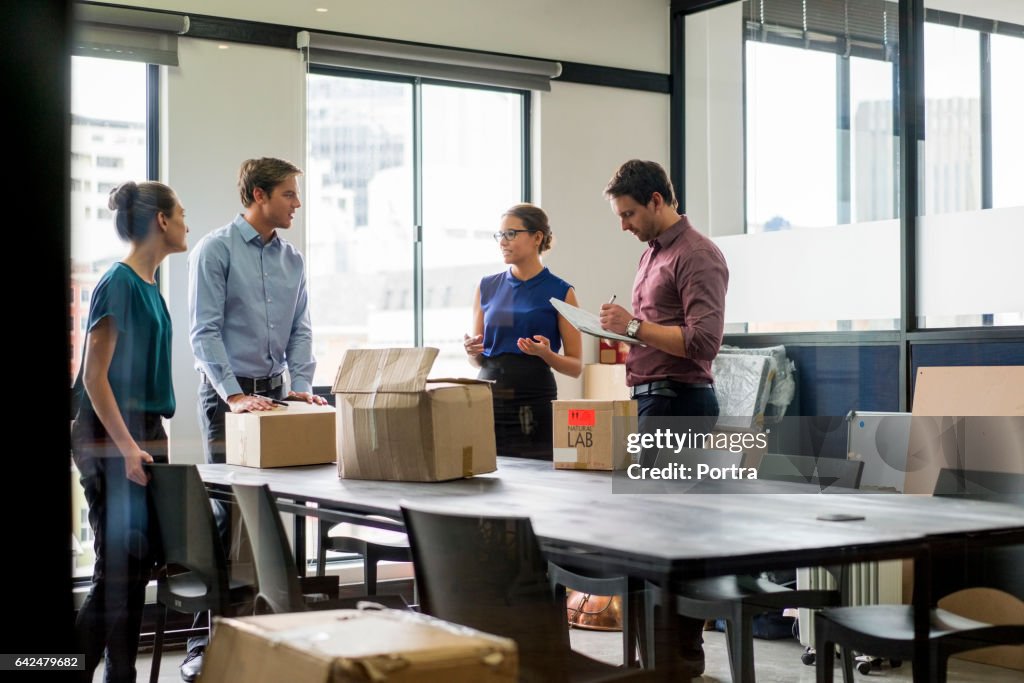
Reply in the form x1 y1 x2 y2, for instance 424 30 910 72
298 31 561 91
73 4 189 66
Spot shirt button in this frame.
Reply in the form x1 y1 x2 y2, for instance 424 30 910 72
267 298 272 303
270 324 275 329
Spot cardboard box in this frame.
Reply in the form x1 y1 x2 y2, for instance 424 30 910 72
598 339 628 364
940 588 1024 671
226 403 336 468
198 608 518 683
332 347 496 481
903 365 1024 672
552 399 637 470
583 363 629 400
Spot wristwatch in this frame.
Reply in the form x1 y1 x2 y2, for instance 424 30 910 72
625 318 642 339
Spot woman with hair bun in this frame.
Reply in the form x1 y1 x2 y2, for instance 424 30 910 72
463 203 582 459
71 180 188 681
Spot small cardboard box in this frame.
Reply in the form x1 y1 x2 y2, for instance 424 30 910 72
598 339 628 364
198 608 518 683
332 347 496 481
226 402 336 468
552 399 637 470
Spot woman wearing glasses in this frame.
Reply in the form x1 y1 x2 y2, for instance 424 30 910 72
464 203 582 459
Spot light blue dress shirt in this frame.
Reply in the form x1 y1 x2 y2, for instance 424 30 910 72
189 215 315 400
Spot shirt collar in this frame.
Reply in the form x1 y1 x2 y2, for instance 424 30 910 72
504 266 549 289
649 215 690 251
233 213 277 246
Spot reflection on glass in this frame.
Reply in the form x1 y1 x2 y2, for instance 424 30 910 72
70 56 148 578
991 34 1024 210
306 75 414 386
421 84 524 377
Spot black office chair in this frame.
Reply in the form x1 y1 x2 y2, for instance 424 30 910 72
651 453 863 682
814 469 1024 683
401 505 658 683
757 453 864 489
146 464 255 683
232 483 408 614
315 518 412 595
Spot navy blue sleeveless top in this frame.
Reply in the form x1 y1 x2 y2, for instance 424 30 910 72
480 267 572 357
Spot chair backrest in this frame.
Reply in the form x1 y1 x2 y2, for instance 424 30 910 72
758 453 864 489
932 468 1024 600
401 505 571 681
231 483 307 614
146 464 232 612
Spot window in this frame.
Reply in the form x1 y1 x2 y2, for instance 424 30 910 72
70 55 149 579
727 0 901 333
306 72 527 384
916 17 1024 328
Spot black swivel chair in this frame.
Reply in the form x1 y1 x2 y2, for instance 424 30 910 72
231 483 408 614
401 505 659 683
146 464 255 683
814 468 1024 683
650 453 863 682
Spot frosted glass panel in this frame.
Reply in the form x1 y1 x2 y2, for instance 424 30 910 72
714 219 900 330
917 206 1024 327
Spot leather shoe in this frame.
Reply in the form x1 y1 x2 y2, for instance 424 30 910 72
179 648 204 682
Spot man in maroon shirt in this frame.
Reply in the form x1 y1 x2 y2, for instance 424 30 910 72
599 158 729 677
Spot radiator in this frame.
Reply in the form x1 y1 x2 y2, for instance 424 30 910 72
796 561 903 647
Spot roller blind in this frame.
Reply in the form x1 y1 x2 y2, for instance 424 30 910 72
298 31 561 91
743 0 899 60
73 3 189 66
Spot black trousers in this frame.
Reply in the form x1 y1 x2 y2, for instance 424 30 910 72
72 410 167 683
637 388 719 663
478 354 557 460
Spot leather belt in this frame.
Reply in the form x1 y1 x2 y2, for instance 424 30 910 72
205 373 284 394
630 380 712 399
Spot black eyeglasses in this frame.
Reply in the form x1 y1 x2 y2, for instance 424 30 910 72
493 229 536 243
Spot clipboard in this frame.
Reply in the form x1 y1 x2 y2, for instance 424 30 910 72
549 297 644 346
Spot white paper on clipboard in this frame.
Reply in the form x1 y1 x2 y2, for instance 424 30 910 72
549 297 644 345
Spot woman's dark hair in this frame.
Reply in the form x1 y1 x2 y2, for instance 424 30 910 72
603 159 677 209
503 203 553 253
108 181 177 242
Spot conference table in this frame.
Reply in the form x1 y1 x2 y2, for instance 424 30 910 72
197 457 1024 680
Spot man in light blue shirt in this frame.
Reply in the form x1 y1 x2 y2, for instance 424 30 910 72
184 157 326 681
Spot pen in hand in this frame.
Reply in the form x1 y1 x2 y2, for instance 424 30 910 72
607 295 617 305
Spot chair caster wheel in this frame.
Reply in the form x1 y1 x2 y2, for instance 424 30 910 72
801 650 816 666
857 660 873 675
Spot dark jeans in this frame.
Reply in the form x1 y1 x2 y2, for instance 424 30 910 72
190 378 285 653
72 411 167 683
636 387 719 664
636 389 720 468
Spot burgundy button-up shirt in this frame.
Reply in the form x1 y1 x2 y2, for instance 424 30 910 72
626 216 729 386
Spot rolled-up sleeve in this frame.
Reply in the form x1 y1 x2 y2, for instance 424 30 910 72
189 238 242 399
678 247 729 361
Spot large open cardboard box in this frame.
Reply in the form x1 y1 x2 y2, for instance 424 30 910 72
332 347 496 481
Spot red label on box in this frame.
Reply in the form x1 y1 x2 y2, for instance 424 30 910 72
568 409 596 426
